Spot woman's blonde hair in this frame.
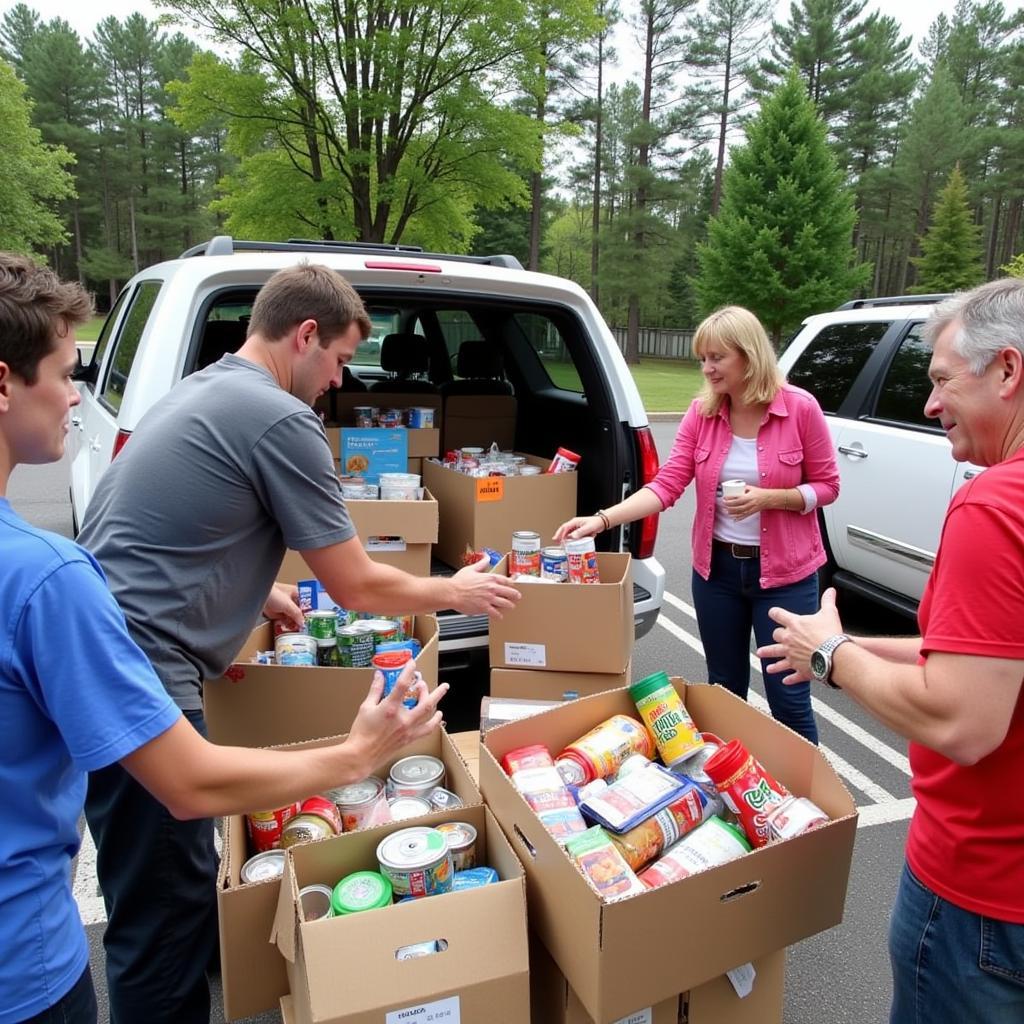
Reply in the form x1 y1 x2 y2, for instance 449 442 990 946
693 306 783 416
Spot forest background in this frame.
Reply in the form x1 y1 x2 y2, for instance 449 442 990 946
1 0 1022 361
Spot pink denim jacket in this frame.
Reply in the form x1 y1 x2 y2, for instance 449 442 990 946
645 384 840 589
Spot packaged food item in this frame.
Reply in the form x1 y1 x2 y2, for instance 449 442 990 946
703 739 790 848
671 731 724 796
372 649 417 706
426 787 464 812
510 530 542 577
279 796 343 848
240 849 286 884
245 802 301 853
578 761 694 833
353 406 377 428
389 755 445 798
336 621 376 667
435 821 477 870
377 827 453 898
539 546 568 582
298 884 334 921
766 795 829 841
450 866 499 891
331 870 393 915
564 536 600 583
273 632 316 667
547 447 581 473
388 795 434 820
328 776 392 832
554 714 655 786
638 816 752 888
566 825 645 899
501 744 587 844
628 671 705 767
406 407 435 428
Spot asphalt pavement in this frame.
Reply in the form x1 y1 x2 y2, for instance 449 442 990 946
8 419 918 1023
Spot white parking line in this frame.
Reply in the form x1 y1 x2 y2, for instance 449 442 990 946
661 590 912 776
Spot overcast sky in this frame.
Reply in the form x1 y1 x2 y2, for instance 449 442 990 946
1 0 973 58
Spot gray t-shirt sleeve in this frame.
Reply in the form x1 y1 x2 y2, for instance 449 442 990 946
250 412 356 550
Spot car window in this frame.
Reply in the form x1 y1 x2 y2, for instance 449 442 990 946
431 310 484 376
85 288 131 392
356 310 400 367
873 325 934 428
514 312 583 393
784 321 891 414
99 281 162 413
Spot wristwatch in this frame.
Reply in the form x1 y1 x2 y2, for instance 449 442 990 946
810 634 852 689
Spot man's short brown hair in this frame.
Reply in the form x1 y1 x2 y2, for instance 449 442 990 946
0 252 93 384
247 263 372 346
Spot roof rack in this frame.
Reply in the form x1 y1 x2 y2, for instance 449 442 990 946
835 293 951 311
179 235 523 270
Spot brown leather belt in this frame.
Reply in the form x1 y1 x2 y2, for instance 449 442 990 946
713 539 761 559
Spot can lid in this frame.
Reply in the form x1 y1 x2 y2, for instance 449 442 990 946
706 815 753 851
372 649 412 669
628 670 672 702
332 871 393 914
702 738 748 784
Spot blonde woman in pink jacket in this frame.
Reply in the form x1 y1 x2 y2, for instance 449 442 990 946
556 306 839 743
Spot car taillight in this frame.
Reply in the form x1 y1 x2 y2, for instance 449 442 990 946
111 429 131 460
632 426 660 560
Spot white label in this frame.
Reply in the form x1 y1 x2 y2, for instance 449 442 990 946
504 642 546 667
386 995 460 1023
366 535 407 552
487 701 553 721
613 1009 652 1024
726 961 756 998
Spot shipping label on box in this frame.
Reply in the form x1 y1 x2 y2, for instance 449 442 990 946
339 428 408 483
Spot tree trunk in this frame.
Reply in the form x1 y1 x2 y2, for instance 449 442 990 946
590 32 604 303
625 295 640 365
73 203 84 285
711 33 732 217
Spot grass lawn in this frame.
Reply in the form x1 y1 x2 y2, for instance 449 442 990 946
547 356 702 413
76 316 105 343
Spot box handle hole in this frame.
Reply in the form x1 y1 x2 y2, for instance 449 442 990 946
513 824 538 860
720 880 760 902
395 938 448 960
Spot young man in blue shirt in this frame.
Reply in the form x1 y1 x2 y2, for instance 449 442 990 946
0 252 447 1024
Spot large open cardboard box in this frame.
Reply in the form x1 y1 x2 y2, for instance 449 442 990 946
480 680 857 1024
332 393 441 459
204 615 438 748
217 728 481 1021
487 553 633 674
423 454 577 570
273 803 530 1024
440 394 516 454
278 490 438 579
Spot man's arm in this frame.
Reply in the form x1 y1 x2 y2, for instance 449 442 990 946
301 537 520 617
121 666 448 819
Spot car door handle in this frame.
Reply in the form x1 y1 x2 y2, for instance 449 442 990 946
837 445 868 459
89 436 103 453
70 415 82 428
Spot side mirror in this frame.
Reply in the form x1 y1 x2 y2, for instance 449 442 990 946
72 347 98 385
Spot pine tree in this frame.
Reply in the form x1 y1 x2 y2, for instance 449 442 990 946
694 69 869 347
910 165 985 293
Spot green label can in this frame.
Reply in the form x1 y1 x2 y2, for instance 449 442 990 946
337 622 376 667
305 610 338 642
331 870 393 915
629 671 704 767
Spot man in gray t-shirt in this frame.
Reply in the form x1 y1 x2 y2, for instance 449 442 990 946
79 264 519 1024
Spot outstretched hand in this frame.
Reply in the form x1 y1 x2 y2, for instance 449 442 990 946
450 554 521 617
755 587 844 684
553 515 603 544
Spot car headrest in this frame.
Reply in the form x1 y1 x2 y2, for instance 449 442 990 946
380 333 429 376
456 340 504 379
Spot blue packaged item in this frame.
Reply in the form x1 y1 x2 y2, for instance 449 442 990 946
482 547 503 566
579 762 693 834
375 639 422 660
451 867 500 891
296 578 335 614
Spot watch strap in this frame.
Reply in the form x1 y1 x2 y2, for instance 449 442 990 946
818 634 851 689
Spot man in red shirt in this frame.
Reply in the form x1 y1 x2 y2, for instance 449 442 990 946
758 278 1024 1024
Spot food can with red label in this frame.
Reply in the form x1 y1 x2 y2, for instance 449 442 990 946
564 536 600 584
510 531 542 577
377 826 453 898
280 796 343 848
389 754 445 798
328 777 392 833
703 739 790 849
638 816 751 888
435 821 477 871
546 447 581 474
766 795 829 841
245 802 301 853
540 546 568 582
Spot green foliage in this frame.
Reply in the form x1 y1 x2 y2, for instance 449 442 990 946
910 165 985 292
0 60 76 254
694 69 870 345
542 203 592 289
1002 252 1024 278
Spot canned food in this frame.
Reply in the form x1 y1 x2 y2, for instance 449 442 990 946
389 755 445 798
328 776 392 832
388 795 433 820
363 618 400 648
331 870 393 915
518 464 542 476
274 632 317 667
540 546 568 582
407 407 435 429
353 405 377 428
280 796 342 848
435 821 477 871
372 649 417 707
298 883 334 921
565 536 600 584
305 609 338 641
638 816 752 888
766 796 829 841
240 849 286 884
547 447 581 474
510 530 542 577
336 622 376 667
378 408 403 428
245 802 301 853
427 787 464 812
377 827 454 898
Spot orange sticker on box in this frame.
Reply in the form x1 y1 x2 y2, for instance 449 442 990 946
475 476 505 502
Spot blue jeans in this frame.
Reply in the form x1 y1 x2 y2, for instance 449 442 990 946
691 544 819 744
889 862 1024 1023
19 966 96 1024
84 708 218 1024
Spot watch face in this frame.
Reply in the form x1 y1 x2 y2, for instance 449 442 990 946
810 650 828 680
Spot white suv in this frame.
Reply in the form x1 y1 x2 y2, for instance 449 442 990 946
778 295 982 616
70 236 666 721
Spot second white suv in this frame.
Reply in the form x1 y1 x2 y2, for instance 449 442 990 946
778 294 982 617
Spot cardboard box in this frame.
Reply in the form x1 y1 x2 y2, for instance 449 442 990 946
333 393 441 458
423 455 577 570
479 681 857 1023
217 728 482 1021
491 666 632 701
279 490 438 579
441 394 516 454
487 553 633 675
204 615 439 748
480 696 565 737
273 803 530 1024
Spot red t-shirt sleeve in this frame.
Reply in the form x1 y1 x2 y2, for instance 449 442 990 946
921 499 1024 660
